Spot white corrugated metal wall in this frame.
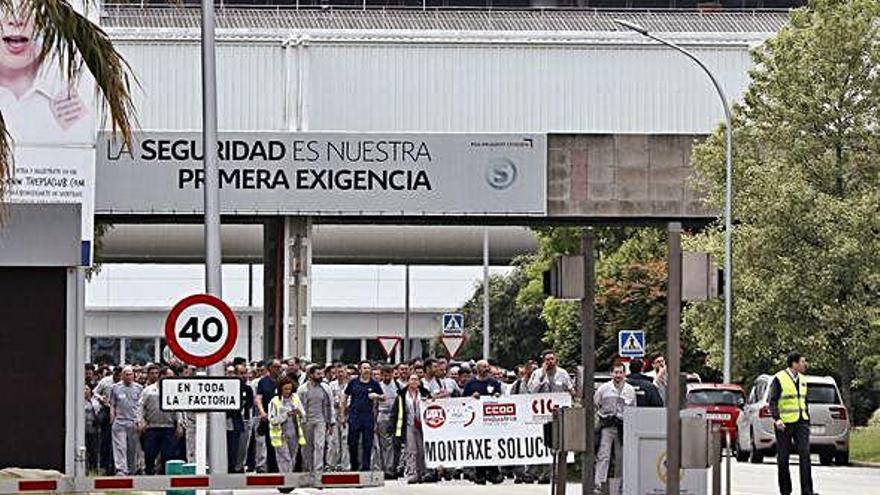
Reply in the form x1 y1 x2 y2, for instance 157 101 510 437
116 41 286 131
297 41 753 134
114 35 757 134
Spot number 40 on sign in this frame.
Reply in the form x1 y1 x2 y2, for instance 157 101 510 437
164 294 239 368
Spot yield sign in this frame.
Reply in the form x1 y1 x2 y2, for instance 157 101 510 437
376 336 401 358
440 335 466 359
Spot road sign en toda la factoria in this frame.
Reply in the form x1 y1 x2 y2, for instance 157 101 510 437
164 294 238 367
160 377 242 412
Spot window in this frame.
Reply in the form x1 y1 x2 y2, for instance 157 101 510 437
687 389 745 407
807 384 841 405
125 338 156 365
754 379 768 402
90 338 120 366
311 339 328 365
331 339 360 364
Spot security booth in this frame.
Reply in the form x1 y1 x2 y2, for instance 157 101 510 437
0 204 84 472
545 406 720 495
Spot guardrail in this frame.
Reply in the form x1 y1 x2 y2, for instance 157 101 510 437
0 472 383 494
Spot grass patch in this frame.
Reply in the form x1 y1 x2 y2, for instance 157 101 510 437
851 425 880 463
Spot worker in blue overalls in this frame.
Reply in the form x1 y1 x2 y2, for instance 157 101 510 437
342 360 385 471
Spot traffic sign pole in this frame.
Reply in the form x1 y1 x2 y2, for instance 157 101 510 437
199 0 226 478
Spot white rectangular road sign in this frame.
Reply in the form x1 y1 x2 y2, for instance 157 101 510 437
160 377 242 412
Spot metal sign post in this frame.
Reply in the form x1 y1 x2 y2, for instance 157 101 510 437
666 222 683 495
200 0 225 477
581 228 596 495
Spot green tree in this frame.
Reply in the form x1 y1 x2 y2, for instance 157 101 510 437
684 0 880 422
537 227 713 377
439 267 549 369
0 1 136 203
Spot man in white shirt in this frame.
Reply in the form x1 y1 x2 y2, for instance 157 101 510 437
526 350 574 483
593 363 636 494
528 350 574 395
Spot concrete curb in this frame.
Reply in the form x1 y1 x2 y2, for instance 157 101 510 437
850 461 880 469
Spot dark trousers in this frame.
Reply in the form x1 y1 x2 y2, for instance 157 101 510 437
246 428 256 472
143 427 178 475
475 466 501 482
85 432 100 473
775 420 814 495
348 416 375 471
99 423 114 474
226 430 242 473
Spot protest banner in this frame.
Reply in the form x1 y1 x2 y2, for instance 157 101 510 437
420 392 572 468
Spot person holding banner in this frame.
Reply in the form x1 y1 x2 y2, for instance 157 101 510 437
391 372 432 484
462 360 505 485
268 376 307 473
594 363 636 494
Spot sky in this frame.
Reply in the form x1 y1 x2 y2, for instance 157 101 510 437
86 263 516 309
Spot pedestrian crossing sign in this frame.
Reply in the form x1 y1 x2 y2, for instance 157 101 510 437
442 313 464 335
618 330 646 358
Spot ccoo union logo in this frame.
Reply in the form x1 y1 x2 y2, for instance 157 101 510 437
485 158 517 190
482 402 517 422
423 404 447 429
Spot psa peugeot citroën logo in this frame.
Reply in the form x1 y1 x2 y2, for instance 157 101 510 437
485 158 517 190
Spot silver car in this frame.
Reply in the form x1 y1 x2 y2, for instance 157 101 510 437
736 374 850 465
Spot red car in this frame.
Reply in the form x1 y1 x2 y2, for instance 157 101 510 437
686 383 746 447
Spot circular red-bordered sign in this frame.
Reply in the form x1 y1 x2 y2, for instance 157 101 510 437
164 294 238 367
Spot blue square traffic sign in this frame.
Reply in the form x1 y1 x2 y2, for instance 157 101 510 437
618 330 646 358
442 313 464 335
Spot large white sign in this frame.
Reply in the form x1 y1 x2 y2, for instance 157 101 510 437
160 377 242 412
96 132 546 216
1 1 98 265
420 393 571 468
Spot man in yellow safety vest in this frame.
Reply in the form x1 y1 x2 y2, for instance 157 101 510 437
768 352 819 495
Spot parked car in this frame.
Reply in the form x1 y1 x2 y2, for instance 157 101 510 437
686 383 746 453
736 374 849 465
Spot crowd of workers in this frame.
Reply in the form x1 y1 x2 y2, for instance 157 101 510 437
84 350 671 491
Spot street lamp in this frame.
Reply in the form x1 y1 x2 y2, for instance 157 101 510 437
614 19 734 385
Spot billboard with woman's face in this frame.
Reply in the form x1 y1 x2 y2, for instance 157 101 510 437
0 0 97 265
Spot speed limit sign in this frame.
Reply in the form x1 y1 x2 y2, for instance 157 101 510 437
164 294 238 367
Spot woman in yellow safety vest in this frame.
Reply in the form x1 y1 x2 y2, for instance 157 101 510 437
391 372 432 484
269 375 306 473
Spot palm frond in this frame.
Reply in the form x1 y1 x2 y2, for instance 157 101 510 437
29 0 138 142
0 111 12 222
0 0 138 210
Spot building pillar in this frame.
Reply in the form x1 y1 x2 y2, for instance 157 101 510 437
284 217 312 359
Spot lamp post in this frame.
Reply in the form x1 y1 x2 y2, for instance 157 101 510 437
614 19 734 384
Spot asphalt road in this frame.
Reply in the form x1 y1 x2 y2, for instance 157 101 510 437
231 457 879 495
